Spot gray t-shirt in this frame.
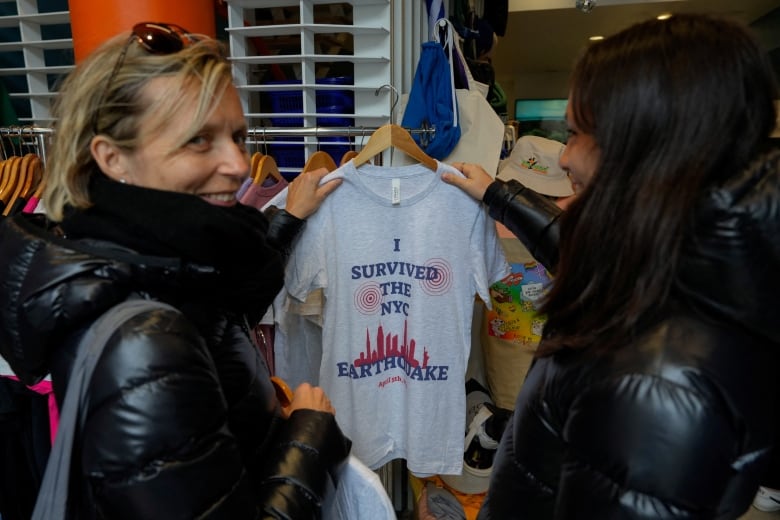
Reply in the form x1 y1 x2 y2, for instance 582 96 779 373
284 160 509 475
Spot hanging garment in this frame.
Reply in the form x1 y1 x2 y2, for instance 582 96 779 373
281 160 509 475
239 176 288 211
324 455 395 519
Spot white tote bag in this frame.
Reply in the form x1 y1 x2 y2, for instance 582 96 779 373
397 19 505 176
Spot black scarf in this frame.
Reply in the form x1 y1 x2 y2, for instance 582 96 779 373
61 174 284 323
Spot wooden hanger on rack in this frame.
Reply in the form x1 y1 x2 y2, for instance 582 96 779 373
340 150 359 165
31 177 46 198
28 171 46 209
21 155 41 198
303 150 337 173
0 160 10 198
250 151 264 182
352 124 437 171
3 154 37 216
253 154 283 185
0 156 21 208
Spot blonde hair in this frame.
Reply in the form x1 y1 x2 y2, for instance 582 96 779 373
44 33 234 221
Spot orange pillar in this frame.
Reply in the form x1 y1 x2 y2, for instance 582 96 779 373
69 0 216 63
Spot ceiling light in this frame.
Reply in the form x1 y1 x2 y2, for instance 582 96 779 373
657 13 673 20
589 35 604 41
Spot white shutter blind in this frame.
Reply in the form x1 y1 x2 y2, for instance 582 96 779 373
0 0 73 124
225 0 427 171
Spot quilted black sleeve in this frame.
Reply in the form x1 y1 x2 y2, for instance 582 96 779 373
482 179 562 273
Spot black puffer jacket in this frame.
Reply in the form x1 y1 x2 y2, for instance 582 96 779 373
478 151 780 519
0 208 350 519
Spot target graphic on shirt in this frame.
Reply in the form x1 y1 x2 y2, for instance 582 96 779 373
420 258 453 296
354 281 383 315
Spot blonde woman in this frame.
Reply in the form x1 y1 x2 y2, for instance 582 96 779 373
0 23 345 519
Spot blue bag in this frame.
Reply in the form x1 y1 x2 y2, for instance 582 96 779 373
401 40 460 159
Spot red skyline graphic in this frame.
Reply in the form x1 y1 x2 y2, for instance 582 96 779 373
354 320 430 368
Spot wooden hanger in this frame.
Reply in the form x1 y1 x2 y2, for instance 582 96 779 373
340 150 359 166
0 156 21 207
30 172 46 201
0 160 9 197
20 154 42 198
352 124 437 171
0 157 25 215
303 150 337 173
3 155 34 216
250 151 264 182
253 154 283 185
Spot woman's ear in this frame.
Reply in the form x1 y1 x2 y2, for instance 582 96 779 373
90 135 129 183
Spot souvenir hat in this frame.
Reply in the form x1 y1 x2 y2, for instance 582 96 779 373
497 135 573 197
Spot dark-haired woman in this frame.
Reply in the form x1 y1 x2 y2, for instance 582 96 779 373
444 13 780 519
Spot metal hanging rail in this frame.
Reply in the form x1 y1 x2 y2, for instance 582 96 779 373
0 124 436 167
0 126 53 164
247 124 434 146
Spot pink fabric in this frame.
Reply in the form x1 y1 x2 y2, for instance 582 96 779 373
239 178 288 211
4 375 59 444
22 196 41 214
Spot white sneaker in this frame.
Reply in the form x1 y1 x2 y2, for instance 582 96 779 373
753 486 780 512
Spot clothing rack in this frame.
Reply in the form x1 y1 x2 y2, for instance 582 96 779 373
0 125 436 166
249 124 436 170
247 124 435 156
0 126 52 165
248 124 434 141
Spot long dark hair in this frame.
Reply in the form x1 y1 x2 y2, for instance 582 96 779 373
537 13 778 355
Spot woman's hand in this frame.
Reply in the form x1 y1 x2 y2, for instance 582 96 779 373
284 167 342 220
441 162 494 202
283 382 336 417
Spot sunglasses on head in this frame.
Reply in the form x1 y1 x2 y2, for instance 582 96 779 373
92 22 199 135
